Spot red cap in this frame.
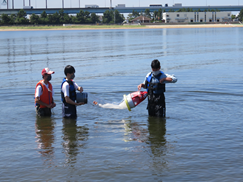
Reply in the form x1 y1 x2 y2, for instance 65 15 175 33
41 68 55 76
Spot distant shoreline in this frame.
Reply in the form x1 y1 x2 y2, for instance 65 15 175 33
0 24 242 31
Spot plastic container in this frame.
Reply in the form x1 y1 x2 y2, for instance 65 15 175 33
76 92 88 104
123 91 148 111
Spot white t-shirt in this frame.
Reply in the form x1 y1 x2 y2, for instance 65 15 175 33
61 79 79 97
35 81 54 98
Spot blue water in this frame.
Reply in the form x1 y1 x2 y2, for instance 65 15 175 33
0 27 242 181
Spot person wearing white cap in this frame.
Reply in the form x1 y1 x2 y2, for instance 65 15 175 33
35 68 56 117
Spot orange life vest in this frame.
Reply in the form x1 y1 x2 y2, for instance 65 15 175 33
35 80 53 108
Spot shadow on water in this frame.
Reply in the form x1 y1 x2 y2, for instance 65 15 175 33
35 117 55 166
62 118 89 166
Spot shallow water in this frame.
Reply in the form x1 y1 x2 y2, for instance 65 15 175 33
0 27 242 181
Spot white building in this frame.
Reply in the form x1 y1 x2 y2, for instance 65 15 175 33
163 12 231 23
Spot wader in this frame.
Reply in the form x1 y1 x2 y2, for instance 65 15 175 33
35 105 52 117
146 72 166 118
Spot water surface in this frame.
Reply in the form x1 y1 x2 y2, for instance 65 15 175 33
0 27 242 181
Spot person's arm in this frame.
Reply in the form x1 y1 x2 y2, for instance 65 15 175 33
74 82 83 93
138 83 146 90
65 96 84 106
160 77 173 83
35 97 53 108
63 82 84 106
138 74 150 90
77 86 83 92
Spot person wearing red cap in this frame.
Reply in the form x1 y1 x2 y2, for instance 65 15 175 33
35 68 56 117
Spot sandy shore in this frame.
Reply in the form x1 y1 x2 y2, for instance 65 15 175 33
0 24 242 31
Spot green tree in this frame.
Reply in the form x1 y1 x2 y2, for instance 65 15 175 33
145 9 151 18
0 13 11 24
9 14 16 24
153 10 158 21
47 12 60 24
231 14 236 20
76 10 85 23
102 10 113 23
132 9 140 18
30 13 40 24
90 13 100 23
16 9 28 24
63 14 71 23
40 11 48 24
84 11 91 23
238 8 243 22
158 8 162 20
59 9 65 23
114 10 124 23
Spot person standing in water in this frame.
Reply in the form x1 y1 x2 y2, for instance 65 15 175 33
137 59 172 117
61 65 84 119
35 68 56 117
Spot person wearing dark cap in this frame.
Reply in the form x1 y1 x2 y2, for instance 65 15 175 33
35 68 56 117
137 59 172 117
61 65 84 119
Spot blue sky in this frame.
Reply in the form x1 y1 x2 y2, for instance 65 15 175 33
1 0 243 9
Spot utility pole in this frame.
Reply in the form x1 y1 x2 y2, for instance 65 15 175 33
46 0 47 9
23 0 25 7
29 0 30 6
62 0 64 9
79 0 80 8
12 0 14 9
110 0 112 9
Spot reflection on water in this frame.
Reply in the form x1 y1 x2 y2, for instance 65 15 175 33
62 118 89 166
147 117 168 170
123 116 168 172
35 117 55 166
0 28 242 181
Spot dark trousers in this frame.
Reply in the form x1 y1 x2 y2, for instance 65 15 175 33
147 93 166 117
36 106 51 117
62 103 77 119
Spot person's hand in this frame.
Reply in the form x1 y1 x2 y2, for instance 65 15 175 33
47 104 53 108
138 84 142 90
159 78 165 83
51 103 56 108
79 87 83 93
76 102 85 106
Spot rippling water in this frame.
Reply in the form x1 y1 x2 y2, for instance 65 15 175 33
0 27 242 181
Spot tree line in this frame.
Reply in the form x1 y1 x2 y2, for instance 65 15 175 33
0 9 125 25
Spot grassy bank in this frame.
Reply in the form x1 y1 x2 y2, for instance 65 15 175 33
0 24 242 31
0 25 145 30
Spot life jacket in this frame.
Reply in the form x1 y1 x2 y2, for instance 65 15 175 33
146 71 165 94
61 78 76 103
35 80 53 108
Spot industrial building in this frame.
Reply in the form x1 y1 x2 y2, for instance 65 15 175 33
163 12 232 23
